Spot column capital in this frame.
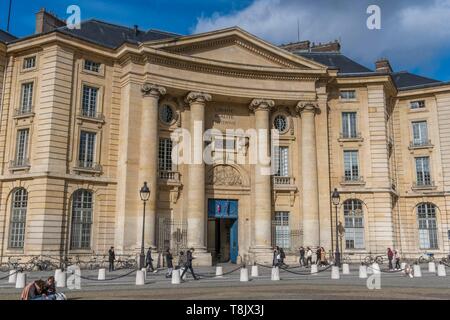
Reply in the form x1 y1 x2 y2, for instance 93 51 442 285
185 92 212 105
249 99 275 112
141 83 166 98
296 101 320 115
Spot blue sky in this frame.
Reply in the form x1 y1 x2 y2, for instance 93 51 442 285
1 0 449 81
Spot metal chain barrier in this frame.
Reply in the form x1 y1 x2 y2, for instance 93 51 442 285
257 263 332 275
366 265 405 273
71 268 136 281
195 266 242 278
0 269 20 281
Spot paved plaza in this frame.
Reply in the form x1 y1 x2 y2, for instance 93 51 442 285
0 263 449 300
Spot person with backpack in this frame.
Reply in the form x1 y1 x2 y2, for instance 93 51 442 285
180 248 199 281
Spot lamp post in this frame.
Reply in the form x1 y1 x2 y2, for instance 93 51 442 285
331 188 341 268
139 182 150 269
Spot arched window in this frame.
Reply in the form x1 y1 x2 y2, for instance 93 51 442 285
417 203 438 249
9 188 28 248
70 190 93 249
343 199 364 249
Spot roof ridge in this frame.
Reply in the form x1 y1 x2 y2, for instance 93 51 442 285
147 28 182 37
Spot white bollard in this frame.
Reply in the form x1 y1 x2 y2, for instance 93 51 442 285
437 264 447 277
271 267 280 281
428 262 436 273
8 270 17 284
401 262 407 273
342 264 350 275
215 266 223 277
135 270 145 285
251 265 259 277
141 268 147 279
57 271 66 288
15 272 26 289
54 269 62 284
311 264 318 275
413 264 422 277
171 269 181 284
98 268 106 280
66 265 81 290
359 265 368 279
371 263 380 274
240 268 249 282
331 266 340 280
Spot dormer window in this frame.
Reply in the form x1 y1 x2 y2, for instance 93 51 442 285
340 90 356 100
84 60 101 73
23 56 36 70
410 100 425 110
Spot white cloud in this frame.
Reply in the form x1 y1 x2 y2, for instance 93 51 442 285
193 0 450 77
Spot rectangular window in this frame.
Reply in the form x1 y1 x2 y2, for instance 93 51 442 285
82 85 98 117
20 82 33 113
412 121 428 146
340 90 356 100
214 136 235 151
410 100 425 109
9 190 28 248
15 129 29 166
78 131 96 168
159 138 173 172
70 191 93 249
23 56 36 69
274 146 289 177
344 150 359 181
342 112 357 138
415 157 431 186
84 60 101 73
273 212 290 250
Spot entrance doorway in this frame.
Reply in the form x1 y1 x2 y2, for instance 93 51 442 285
207 199 238 263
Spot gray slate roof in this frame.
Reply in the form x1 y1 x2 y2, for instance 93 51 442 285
0 30 17 43
55 19 179 49
391 71 442 90
295 52 373 74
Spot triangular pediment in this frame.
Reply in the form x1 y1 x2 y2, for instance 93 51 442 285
148 27 327 71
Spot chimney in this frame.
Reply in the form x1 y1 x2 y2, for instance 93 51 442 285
35 8 66 34
375 58 393 73
310 40 341 53
279 40 311 53
133 25 139 36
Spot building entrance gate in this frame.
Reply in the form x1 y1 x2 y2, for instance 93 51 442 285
207 199 238 264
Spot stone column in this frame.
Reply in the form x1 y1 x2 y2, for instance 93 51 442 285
297 102 321 247
185 92 212 265
249 99 275 262
138 83 166 249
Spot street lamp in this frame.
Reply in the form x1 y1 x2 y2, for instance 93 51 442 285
331 188 341 268
139 182 150 269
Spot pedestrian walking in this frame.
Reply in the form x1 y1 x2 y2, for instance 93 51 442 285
165 248 174 278
279 248 287 267
394 250 401 270
320 247 327 266
299 246 306 267
316 247 322 266
146 247 156 273
306 247 313 268
108 246 115 272
387 248 394 270
180 248 199 281
272 246 280 267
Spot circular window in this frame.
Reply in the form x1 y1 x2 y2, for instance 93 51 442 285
274 115 288 133
160 104 174 124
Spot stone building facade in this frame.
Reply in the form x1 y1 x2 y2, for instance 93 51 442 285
0 11 449 265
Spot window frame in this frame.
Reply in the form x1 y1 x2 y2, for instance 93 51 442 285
78 130 97 168
410 100 426 110
159 138 173 172
415 156 432 186
343 150 360 181
15 128 30 166
411 120 429 146
416 203 439 250
339 90 357 101
341 112 358 139
20 82 34 113
70 189 94 250
343 199 365 250
8 188 28 249
273 211 290 250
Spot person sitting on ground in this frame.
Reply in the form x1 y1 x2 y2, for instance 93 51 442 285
21 279 53 300
42 276 56 298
